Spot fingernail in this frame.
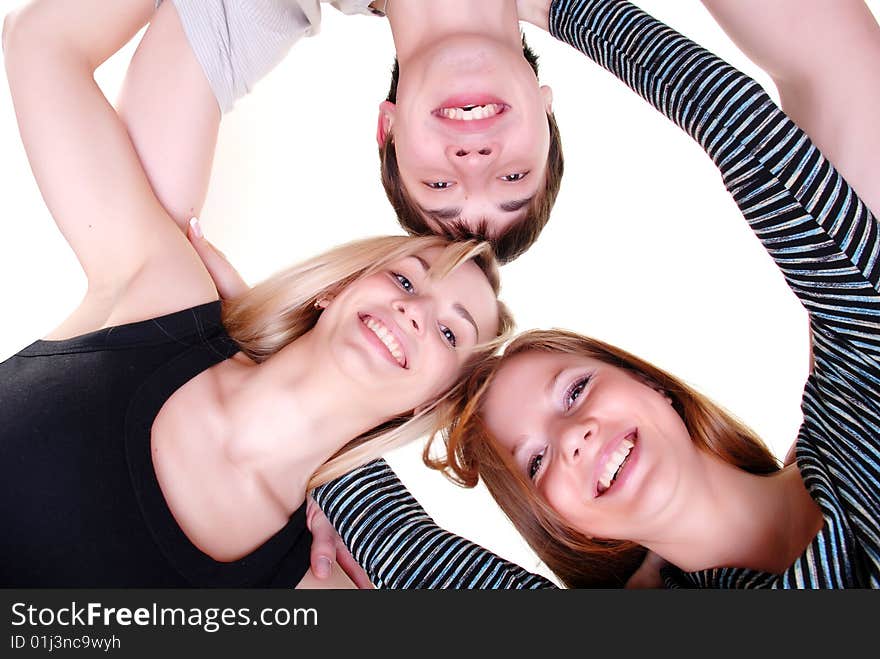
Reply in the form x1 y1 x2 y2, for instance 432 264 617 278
316 557 331 578
189 217 203 238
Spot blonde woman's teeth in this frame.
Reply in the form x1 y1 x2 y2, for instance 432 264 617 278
363 316 406 367
598 438 635 493
440 104 502 121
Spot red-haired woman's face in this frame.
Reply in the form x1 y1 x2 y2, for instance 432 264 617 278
482 350 697 543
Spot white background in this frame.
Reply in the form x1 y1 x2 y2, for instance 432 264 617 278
2 1 878 585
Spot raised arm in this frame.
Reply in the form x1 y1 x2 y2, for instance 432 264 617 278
699 0 880 217
116 0 221 228
2 0 215 337
543 0 880 362
313 460 556 589
117 0 379 229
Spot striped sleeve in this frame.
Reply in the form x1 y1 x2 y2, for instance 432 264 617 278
312 460 556 589
550 0 880 360
549 0 880 589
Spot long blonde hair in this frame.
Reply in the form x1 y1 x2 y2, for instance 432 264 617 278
222 235 514 488
427 329 779 587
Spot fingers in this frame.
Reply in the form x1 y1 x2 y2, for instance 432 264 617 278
335 542 374 590
624 551 667 589
186 217 249 299
306 499 338 580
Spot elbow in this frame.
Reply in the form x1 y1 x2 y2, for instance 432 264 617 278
2 10 17 58
2 8 34 65
2 4 54 66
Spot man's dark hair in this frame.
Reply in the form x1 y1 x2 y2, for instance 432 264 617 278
379 36 564 264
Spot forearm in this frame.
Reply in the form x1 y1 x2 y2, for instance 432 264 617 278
4 1 153 74
313 460 556 589
699 0 880 217
117 0 220 230
116 0 342 230
517 0 552 30
550 0 880 354
698 0 878 84
3 0 174 288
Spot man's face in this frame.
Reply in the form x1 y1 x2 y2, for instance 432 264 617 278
377 34 553 237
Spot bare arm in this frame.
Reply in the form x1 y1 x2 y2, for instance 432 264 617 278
700 0 880 217
116 0 221 229
3 0 215 337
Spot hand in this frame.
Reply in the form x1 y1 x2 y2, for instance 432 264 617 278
186 217 249 299
625 551 667 589
516 0 552 31
307 497 374 589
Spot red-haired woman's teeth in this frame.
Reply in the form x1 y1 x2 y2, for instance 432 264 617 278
597 436 635 494
440 104 502 121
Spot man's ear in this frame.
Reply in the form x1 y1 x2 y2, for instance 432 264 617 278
376 100 396 147
540 85 553 113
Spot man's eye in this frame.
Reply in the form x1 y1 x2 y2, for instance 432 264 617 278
426 181 454 190
500 172 528 182
393 273 415 293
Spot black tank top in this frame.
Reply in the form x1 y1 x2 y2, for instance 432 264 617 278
0 302 311 587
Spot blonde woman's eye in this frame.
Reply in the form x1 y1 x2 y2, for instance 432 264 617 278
440 324 457 347
393 273 415 293
426 180 454 190
500 172 528 182
528 448 546 480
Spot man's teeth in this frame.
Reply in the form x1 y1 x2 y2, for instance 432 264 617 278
597 437 635 493
363 316 405 366
439 103 502 121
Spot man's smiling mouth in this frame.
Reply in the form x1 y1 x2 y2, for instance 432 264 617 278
436 103 506 121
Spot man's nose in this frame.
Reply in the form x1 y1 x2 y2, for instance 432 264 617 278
447 144 497 162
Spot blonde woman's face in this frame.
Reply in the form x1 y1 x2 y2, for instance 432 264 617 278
317 247 500 416
482 351 695 543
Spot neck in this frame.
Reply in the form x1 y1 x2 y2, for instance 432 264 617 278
639 454 823 574
386 0 523 64
214 335 389 511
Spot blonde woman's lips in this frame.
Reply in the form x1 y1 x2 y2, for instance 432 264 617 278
358 313 408 368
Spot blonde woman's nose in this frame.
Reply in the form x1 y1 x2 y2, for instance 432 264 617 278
393 297 426 334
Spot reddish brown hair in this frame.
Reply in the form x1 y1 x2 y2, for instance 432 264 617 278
425 330 780 587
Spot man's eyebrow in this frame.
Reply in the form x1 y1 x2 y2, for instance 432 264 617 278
419 206 462 222
499 196 534 213
454 303 479 341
